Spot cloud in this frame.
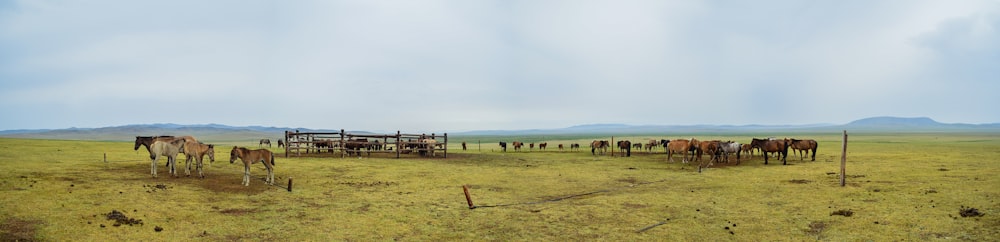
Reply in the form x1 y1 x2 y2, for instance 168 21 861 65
1 0 998 131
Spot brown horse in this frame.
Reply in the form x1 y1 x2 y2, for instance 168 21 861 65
461 142 467 151
230 146 275 186
788 139 818 161
512 142 523 152
149 139 186 178
558 144 564 150
571 143 580 151
741 143 754 157
590 140 609 155
277 139 285 148
750 138 788 165
617 140 632 157
666 139 691 163
539 143 547 150
696 140 722 164
183 141 215 178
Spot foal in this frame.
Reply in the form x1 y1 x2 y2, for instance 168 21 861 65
230 146 275 186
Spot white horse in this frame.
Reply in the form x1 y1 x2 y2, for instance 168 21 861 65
150 139 186 178
719 141 742 165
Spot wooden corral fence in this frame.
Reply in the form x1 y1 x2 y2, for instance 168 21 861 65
283 130 447 158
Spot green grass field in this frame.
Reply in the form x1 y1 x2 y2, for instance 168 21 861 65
1 132 998 240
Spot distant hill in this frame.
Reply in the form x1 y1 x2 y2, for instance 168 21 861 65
0 124 346 142
2 117 999 141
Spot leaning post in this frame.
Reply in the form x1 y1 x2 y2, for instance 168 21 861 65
840 130 848 187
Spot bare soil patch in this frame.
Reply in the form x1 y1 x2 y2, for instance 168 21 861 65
0 218 41 241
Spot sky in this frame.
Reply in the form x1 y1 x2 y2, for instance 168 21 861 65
1 0 998 133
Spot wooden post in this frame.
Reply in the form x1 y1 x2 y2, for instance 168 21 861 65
610 136 615 156
444 133 448 158
396 131 401 159
463 185 476 209
287 177 293 192
840 130 848 187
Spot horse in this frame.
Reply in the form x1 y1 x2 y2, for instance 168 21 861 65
617 140 632 157
788 139 818 161
229 146 275 186
149 139 186 178
277 139 285 148
590 140 609 155
461 142 467 151
719 141 742 164
259 139 271 148
539 143 547 150
136 136 198 173
183 141 215 178
345 138 369 157
750 138 789 165
644 140 660 152
571 143 580 151
742 143 754 157
512 142 523 152
558 144 564 150
632 143 642 151
418 138 437 157
666 139 691 163
499 142 507 152
529 143 535 150
696 140 722 164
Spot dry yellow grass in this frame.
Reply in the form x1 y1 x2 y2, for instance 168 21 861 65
0 133 997 240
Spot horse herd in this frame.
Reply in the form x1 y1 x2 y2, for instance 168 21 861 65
496 137 818 166
134 136 274 186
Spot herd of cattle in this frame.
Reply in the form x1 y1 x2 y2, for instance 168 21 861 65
133 135 275 186
496 137 818 166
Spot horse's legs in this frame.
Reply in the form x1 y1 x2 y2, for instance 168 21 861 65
151 156 157 178
196 157 204 178
243 165 251 186
185 155 193 176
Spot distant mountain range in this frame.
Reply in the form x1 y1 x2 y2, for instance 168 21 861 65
2 117 998 141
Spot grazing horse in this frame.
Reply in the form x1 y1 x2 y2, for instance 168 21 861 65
529 143 535 150
512 142 524 152
632 143 642 150
666 139 692 163
461 142 467 151
750 138 789 165
277 139 285 148
499 142 507 152
645 140 660 152
539 143 547 150
558 144 564 150
259 139 271 148
617 140 632 157
149 139 186 178
788 139 818 161
590 140 609 155
571 143 580 151
719 141 742 164
229 146 275 186
183 141 215 178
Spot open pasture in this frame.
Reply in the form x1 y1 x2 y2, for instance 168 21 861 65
1 132 998 240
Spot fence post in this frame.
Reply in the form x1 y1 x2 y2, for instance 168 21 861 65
840 130 848 187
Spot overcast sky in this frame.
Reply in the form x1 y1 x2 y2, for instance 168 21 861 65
1 1 998 133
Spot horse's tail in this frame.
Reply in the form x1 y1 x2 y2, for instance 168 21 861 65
271 153 275 166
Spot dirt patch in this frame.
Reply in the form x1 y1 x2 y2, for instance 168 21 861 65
805 221 827 236
621 203 648 209
103 210 144 227
0 218 41 241
338 181 398 188
219 208 258 216
616 177 640 184
830 209 854 217
788 179 811 184
959 206 984 217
